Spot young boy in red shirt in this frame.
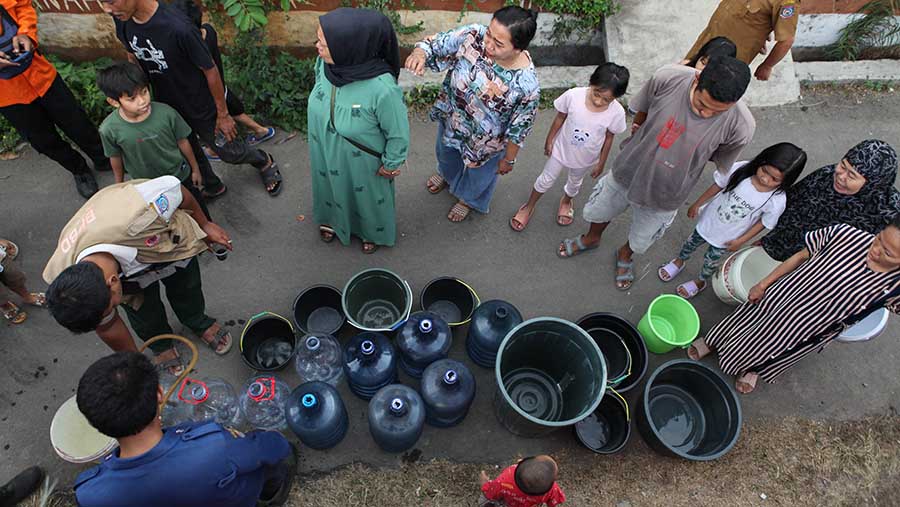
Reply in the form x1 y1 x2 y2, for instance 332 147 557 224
480 455 566 507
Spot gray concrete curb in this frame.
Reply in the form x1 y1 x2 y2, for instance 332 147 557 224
794 60 900 83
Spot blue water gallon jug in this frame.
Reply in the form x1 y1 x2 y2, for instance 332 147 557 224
395 311 452 378
295 334 344 386
466 300 523 368
367 384 425 453
344 332 398 400
420 359 476 427
286 381 349 450
240 376 290 431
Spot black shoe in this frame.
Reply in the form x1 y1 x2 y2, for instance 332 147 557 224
0 466 44 506
256 443 298 507
73 172 99 199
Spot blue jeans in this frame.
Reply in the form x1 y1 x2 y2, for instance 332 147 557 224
435 123 503 214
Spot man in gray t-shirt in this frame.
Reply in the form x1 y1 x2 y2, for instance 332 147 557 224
558 56 755 291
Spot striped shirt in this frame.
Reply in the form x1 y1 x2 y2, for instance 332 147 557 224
706 224 900 382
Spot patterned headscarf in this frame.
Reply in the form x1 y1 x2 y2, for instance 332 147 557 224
762 140 900 261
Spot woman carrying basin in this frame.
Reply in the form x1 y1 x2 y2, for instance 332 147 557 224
693 212 900 394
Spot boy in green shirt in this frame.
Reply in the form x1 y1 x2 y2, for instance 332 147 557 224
97 62 209 217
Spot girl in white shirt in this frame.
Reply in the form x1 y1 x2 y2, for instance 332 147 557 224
510 63 629 231
658 143 807 298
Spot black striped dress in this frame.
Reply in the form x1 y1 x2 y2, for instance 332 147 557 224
706 224 900 383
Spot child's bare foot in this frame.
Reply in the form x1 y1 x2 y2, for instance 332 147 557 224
687 338 711 360
735 372 759 394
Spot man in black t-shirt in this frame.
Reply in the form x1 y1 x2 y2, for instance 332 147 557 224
99 0 283 197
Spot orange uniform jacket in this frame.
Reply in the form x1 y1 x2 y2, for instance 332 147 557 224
0 0 57 107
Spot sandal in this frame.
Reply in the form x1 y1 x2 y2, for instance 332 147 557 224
426 174 447 194
201 323 233 355
0 239 19 260
676 280 706 299
203 146 221 161
615 254 635 291
154 347 185 377
687 338 712 360
557 198 574 226
448 202 470 222
319 225 336 243
259 155 283 196
247 127 276 146
557 235 599 258
25 292 47 308
202 184 228 199
735 372 759 394
658 259 684 282
362 241 378 254
509 204 532 232
2 301 26 324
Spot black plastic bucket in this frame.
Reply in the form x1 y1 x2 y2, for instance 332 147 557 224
576 313 648 393
240 312 296 371
574 389 631 454
494 317 606 437
343 268 412 332
293 285 345 336
419 277 479 327
636 360 742 461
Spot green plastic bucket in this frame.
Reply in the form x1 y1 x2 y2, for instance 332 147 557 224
637 295 700 354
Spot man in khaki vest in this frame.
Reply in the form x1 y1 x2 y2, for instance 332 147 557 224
685 0 800 81
44 175 232 373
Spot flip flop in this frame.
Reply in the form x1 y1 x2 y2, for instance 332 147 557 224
155 348 185 377
1 240 19 260
676 280 706 299
319 225 336 243
259 155 283 197
615 254 635 291
448 202 470 222
687 338 711 360
202 185 228 199
658 259 684 282
362 241 378 254
247 127 276 146
2 301 26 324
426 174 447 194
735 372 759 394
202 324 233 355
558 235 599 258
557 198 574 226
509 204 531 232
26 292 47 308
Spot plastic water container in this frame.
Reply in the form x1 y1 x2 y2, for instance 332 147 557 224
159 374 194 427
395 311 452 378
286 381 349 450
466 300 524 368
240 376 290 431
368 384 425 453
171 377 243 427
295 334 344 386
712 247 782 305
420 359 476 427
837 307 890 343
344 332 398 400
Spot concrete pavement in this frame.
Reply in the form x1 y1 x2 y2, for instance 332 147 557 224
1 89 899 487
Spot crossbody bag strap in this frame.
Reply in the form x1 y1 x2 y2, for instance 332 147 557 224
330 87 383 160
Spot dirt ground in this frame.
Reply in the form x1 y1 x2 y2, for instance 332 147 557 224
30 415 900 507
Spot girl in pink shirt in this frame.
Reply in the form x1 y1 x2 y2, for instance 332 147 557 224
510 63 629 231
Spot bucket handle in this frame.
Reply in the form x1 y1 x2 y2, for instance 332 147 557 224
387 279 414 331
138 334 199 412
608 387 629 421
456 278 481 309
607 342 633 386
241 312 295 351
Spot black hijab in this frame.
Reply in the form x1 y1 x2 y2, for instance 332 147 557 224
762 139 900 260
319 8 400 87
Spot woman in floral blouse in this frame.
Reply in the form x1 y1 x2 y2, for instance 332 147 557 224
405 6 541 222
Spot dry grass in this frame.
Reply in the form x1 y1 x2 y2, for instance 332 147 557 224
24 416 900 507
286 416 900 507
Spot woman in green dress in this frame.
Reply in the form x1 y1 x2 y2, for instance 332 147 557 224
308 8 410 253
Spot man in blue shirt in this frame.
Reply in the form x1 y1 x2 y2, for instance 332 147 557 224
74 352 296 507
